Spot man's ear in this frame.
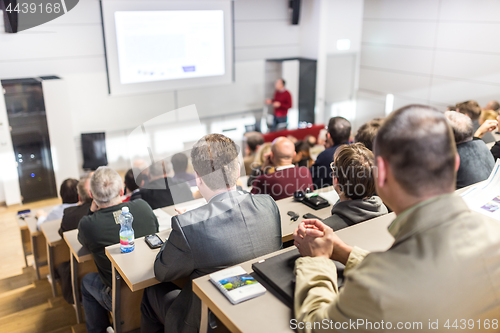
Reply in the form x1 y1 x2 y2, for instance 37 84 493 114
455 153 460 172
89 191 93 199
195 172 203 187
293 151 297 159
119 187 124 197
376 156 387 189
237 163 241 178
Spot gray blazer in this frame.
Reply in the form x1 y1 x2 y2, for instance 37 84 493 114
154 190 282 333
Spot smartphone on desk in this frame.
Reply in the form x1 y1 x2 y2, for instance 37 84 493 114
145 234 164 249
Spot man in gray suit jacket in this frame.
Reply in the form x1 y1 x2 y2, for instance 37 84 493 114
140 134 282 333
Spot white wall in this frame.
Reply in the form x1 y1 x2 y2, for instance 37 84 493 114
359 0 500 113
313 0 365 129
0 0 307 199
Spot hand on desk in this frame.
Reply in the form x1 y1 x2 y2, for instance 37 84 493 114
293 219 352 265
35 210 47 219
174 208 186 215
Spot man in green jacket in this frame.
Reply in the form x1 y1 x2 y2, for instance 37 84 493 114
78 166 158 333
293 105 500 332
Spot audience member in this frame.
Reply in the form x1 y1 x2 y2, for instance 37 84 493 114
310 117 351 189
445 111 495 189
78 166 159 333
36 178 79 229
139 161 193 209
122 168 141 202
304 135 316 147
479 109 498 124
171 153 197 186
292 105 500 332
251 137 313 200
354 118 384 151
457 100 495 143
485 100 500 111
58 175 92 237
56 174 93 304
247 142 273 187
491 141 500 162
293 140 313 168
474 117 498 139
323 143 388 231
243 131 264 175
140 134 282 332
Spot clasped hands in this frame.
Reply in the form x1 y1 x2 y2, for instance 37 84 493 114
293 219 353 265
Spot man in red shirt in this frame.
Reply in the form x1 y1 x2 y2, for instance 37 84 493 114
266 78 292 131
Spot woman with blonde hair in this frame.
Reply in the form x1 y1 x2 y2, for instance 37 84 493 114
247 142 274 187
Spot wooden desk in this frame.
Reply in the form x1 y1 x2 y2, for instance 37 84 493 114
25 215 48 280
277 186 337 242
105 230 171 333
63 229 96 324
193 212 396 333
40 219 70 298
16 205 57 279
17 217 31 267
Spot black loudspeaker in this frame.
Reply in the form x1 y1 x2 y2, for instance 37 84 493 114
289 0 301 25
1 0 18 33
81 133 108 170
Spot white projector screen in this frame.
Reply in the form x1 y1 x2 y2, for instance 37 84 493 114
101 1 233 95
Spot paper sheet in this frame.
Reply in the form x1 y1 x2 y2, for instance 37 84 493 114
461 159 500 221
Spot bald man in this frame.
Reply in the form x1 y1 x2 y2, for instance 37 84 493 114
251 137 313 200
485 100 500 111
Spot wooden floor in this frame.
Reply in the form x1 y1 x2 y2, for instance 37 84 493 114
0 198 86 333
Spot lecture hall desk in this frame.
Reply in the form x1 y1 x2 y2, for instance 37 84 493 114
63 228 97 324
40 218 70 298
19 206 56 280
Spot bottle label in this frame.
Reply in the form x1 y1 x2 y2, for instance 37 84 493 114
120 234 135 246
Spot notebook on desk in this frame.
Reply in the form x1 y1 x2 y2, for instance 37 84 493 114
252 248 345 307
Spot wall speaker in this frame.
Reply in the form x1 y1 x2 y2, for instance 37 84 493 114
1 0 18 33
289 0 301 25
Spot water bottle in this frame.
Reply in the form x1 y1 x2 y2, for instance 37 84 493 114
119 206 135 253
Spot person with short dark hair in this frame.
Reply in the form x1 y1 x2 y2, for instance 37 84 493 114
323 143 387 231
171 153 196 187
310 117 351 189
243 131 264 175
265 78 292 131
139 160 194 209
292 105 500 332
293 140 313 168
354 118 384 151
457 100 495 143
140 134 282 333
445 111 495 189
122 168 141 202
36 178 79 229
